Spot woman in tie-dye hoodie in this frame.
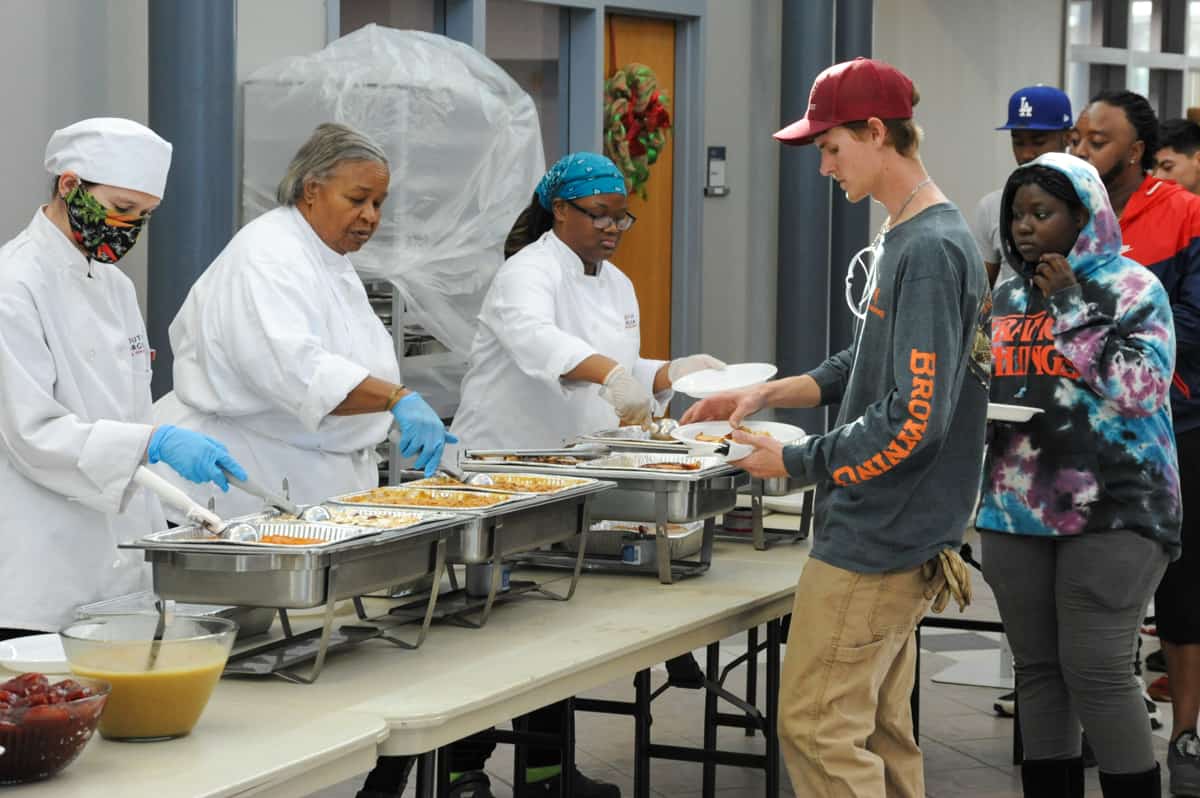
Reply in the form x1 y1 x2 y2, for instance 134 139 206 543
977 152 1180 797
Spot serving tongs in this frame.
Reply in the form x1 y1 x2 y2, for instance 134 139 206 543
133 466 260 542
219 467 331 522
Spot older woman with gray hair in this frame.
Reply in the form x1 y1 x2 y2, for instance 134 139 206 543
154 122 453 517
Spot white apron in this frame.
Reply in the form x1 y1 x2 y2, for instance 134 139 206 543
154 207 400 517
449 231 667 457
0 209 162 631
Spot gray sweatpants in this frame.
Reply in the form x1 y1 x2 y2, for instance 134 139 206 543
981 529 1167 774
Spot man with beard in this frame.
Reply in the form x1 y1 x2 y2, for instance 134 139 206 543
1074 89 1200 797
973 85 1073 288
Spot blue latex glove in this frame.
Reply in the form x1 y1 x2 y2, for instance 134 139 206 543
147 425 248 492
390 392 458 477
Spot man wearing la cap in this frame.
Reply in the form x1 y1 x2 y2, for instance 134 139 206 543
682 57 990 796
973 85 1074 287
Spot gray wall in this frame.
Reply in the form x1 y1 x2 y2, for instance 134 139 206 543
699 0 782 365
871 0 1067 233
0 1 149 307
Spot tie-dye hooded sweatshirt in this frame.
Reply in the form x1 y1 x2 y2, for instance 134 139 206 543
976 153 1181 557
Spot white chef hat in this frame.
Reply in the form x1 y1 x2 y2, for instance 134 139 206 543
44 117 173 199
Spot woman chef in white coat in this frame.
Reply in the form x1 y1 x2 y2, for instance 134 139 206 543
430 153 722 798
0 118 246 636
155 123 454 519
450 152 721 452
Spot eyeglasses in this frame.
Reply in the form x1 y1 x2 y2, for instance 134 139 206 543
564 199 637 232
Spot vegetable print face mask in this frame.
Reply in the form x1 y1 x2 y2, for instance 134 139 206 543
63 185 147 264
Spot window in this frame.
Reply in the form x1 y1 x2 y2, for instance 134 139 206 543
1065 0 1200 119
340 0 437 35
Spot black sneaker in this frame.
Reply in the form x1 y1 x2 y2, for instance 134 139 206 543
1170 730 1200 797
664 653 706 690
518 767 621 798
993 690 1015 717
449 771 497 798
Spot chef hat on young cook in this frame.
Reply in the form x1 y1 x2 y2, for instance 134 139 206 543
44 117 173 199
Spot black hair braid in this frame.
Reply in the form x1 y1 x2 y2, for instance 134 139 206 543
999 165 1086 269
504 193 555 259
1091 89 1159 171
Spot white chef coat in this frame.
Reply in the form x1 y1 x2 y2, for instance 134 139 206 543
0 209 163 631
449 230 668 455
154 206 400 518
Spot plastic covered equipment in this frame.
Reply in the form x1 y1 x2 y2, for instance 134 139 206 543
242 24 546 414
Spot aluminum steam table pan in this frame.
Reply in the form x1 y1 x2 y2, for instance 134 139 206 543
121 512 466 609
77 591 276 640
573 428 690 453
403 473 596 495
330 481 615 564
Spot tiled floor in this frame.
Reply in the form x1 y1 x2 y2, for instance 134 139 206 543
309 543 1173 798
307 631 1173 798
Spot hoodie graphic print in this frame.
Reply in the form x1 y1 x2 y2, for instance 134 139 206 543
976 153 1181 556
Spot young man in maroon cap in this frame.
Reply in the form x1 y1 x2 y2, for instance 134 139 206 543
683 57 990 796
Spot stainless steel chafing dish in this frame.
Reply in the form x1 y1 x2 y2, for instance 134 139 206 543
328 479 615 626
121 509 467 683
461 449 748 584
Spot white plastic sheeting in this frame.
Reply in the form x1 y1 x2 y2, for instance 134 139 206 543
241 24 545 414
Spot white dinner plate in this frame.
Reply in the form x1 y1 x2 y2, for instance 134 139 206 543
672 362 778 399
0 633 69 674
987 403 1045 423
672 420 806 462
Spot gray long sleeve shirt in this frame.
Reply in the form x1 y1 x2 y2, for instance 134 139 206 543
783 203 990 574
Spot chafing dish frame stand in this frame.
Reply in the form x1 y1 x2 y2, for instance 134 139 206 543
224 538 448 684
383 502 594 629
716 479 814 551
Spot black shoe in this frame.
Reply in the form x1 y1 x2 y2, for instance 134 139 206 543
449 771 497 798
1021 757 1085 798
664 653 706 690
519 767 621 798
1147 649 1167 673
1097 763 1161 797
994 690 1015 717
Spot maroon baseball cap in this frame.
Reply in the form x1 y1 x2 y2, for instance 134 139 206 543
774 57 915 146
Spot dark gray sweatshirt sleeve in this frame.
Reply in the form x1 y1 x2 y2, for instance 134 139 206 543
783 272 966 486
806 347 855 405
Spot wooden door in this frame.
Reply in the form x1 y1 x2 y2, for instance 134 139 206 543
605 14 676 361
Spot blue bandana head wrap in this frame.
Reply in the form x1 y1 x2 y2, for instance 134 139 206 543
535 152 627 211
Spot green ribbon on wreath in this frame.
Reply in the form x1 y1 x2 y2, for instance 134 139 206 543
604 63 672 199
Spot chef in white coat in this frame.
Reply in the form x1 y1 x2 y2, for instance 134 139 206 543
0 118 246 635
450 151 722 455
434 152 722 798
154 123 453 519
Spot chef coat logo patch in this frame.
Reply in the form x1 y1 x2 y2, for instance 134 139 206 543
624 313 638 329
128 334 148 357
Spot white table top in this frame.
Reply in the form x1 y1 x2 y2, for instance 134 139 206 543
13 539 812 793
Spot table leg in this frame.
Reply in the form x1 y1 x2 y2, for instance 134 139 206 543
766 618 782 798
564 697 577 798
437 745 452 798
745 626 759 738
634 669 652 798
703 642 720 797
414 751 436 798
514 713 528 794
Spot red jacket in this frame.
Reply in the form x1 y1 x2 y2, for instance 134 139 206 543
1121 175 1200 433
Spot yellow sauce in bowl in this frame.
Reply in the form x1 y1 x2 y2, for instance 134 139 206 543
70 640 228 740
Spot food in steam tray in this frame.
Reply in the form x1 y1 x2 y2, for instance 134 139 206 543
502 454 580 465
642 461 702 472
256 534 326 546
475 474 587 493
346 487 511 509
277 509 422 529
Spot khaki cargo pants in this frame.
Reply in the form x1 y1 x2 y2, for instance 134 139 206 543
778 557 930 797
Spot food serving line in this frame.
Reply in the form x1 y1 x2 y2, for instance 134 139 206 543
12 539 813 798
11 416 815 796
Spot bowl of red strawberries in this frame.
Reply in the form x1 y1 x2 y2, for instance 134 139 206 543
0 672 110 784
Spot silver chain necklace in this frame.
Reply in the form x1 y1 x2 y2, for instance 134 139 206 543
883 177 932 234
